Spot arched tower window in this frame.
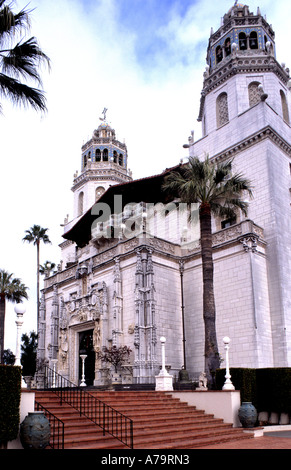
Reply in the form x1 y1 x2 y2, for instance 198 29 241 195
103 148 108 161
83 155 87 169
249 31 258 50
113 151 117 163
216 45 223 64
78 192 84 216
95 186 105 200
239 32 247 50
119 154 123 166
280 90 290 124
248 82 261 107
225 38 231 56
95 149 101 162
216 92 229 127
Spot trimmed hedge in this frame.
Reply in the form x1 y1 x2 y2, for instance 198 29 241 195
256 368 291 414
216 367 291 414
0 365 21 444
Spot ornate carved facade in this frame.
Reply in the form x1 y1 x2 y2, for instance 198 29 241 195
38 3 291 387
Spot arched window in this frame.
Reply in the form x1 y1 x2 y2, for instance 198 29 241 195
119 154 123 166
113 151 117 163
95 186 105 200
280 90 290 124
83 155 87 168
248 82 261 107
103 148 108 161
239 32 247 50
225 38 231 56
95 149 101 162
216 45 223 64
249 31 258 50
216 92 229 127
78 192 84 216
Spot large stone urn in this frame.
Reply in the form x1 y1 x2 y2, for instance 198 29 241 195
20 411 50 449
238 402 257 428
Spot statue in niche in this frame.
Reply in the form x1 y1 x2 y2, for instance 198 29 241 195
59 329 68 364
93 323 101 352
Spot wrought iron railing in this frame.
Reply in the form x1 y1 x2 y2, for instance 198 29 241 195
35 401 65 449
42 366 133 449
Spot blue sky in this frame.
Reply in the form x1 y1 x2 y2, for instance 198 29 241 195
1 0 290 351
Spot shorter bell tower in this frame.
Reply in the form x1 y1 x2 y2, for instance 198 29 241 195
71 109 132 220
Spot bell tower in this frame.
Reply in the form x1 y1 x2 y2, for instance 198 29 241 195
71 109 132 219
190 3 291 367
197 2 290 138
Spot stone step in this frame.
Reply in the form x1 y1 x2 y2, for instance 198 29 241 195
35 390 253 449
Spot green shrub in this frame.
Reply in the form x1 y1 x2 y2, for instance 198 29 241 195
256 368 291 414
216 367 291 414
0 365 21 444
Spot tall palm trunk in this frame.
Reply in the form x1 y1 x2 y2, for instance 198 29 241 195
200 202 220 387
0 295 5 363
36 240 40 333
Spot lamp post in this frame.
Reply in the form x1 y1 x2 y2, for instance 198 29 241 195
155 336 173 391
222 336 235 390
14 304 27 388
160 336 167 375
14 304 26 367
80 354 87 386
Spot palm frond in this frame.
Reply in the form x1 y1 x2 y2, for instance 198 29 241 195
0 72 47 111
1 37 50 85
0 2 30 43
0 268 28 301
0 2 50 112
23 225 51 245
163 155 253 219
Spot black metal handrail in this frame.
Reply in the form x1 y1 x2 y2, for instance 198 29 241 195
42 365 133 449
35 401 65 449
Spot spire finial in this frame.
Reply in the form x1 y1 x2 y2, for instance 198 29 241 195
100 107 108 122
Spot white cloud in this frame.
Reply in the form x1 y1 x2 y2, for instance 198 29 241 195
1 0 290 351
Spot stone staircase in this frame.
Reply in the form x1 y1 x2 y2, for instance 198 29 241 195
35 390 253 449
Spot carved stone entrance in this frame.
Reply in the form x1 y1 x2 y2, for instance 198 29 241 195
79 329 95 386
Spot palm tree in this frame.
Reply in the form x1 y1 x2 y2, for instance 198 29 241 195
163 156 253 387
0 0 50 113
23 225 51 330
39 261 56 277
0 269 28 363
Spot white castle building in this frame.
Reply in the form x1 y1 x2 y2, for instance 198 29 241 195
37 3 291 388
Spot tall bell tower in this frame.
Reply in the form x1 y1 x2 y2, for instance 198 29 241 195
190 3 291 367
197 2 290 137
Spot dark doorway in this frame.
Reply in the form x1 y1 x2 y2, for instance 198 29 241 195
79 329 95 386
